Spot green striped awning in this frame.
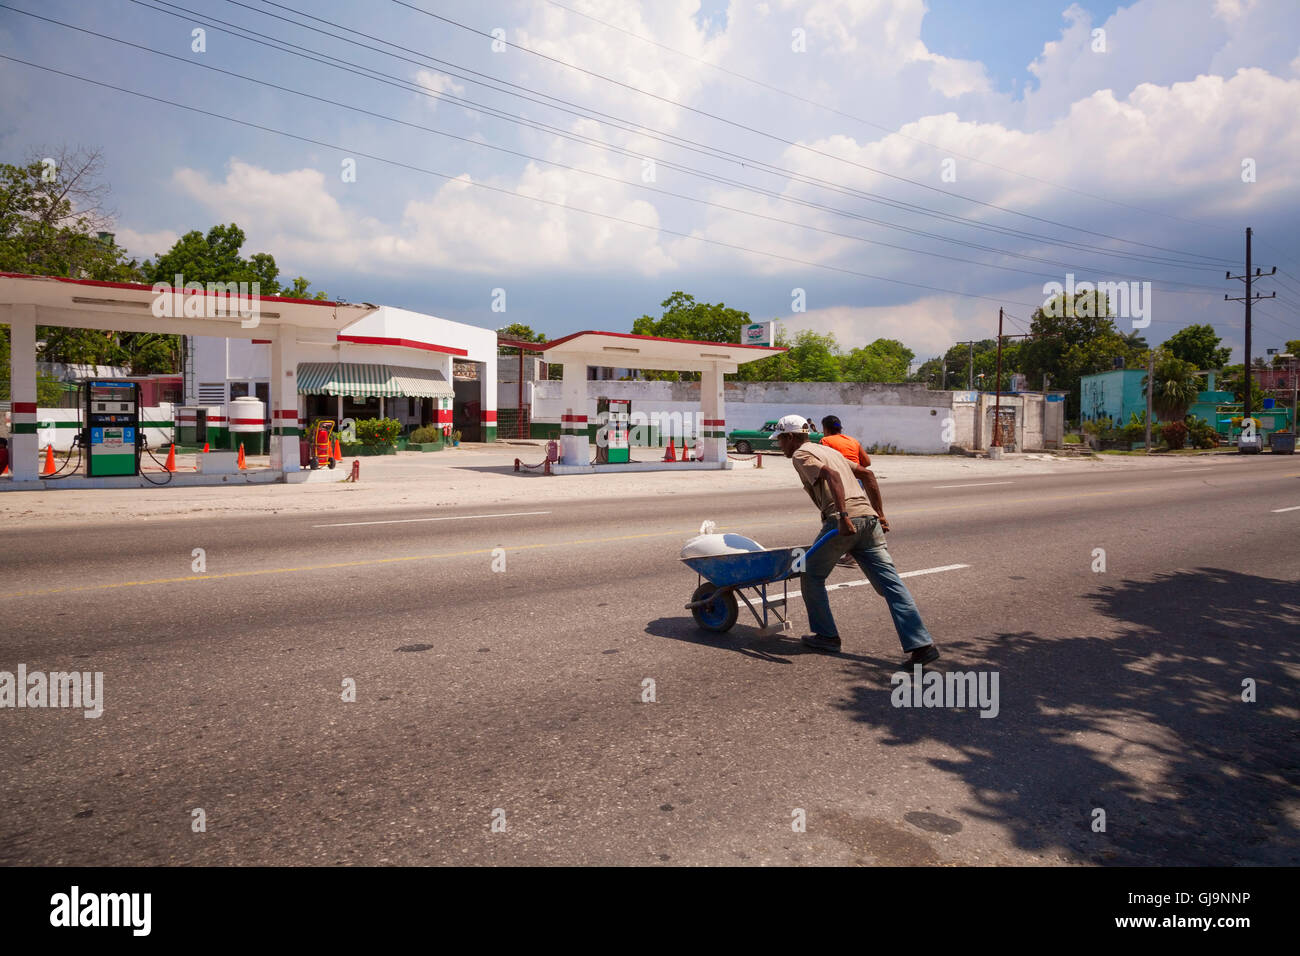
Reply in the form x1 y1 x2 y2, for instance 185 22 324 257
296 362 454 399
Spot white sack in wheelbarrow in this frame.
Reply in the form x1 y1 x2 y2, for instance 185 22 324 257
679 533 765 559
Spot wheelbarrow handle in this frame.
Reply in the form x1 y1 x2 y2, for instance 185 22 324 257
803 526 842 560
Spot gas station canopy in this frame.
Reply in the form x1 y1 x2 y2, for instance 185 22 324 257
514 330 785 473
537 330 783 373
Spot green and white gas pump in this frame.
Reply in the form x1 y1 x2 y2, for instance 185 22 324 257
596 397 631 464
84 380 141 477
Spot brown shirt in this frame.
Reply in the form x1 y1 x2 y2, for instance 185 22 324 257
792 441 876 521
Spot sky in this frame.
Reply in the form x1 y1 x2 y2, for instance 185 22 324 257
2 0 1298 365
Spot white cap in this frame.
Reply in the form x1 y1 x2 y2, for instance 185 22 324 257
771 414 810 435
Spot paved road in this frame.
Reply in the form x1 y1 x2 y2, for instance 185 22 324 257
2 457 1297 865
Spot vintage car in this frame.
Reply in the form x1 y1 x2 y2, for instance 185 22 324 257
727 420 823 454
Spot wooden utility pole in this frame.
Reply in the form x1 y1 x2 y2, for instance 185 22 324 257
991 308 1005 452
1225 226 1276 429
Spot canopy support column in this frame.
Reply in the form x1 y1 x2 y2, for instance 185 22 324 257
700 363 727 465
269 332 300 474
6 304 39 481
560 357 589 465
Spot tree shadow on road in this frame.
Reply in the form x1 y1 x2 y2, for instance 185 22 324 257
835 567 1300 864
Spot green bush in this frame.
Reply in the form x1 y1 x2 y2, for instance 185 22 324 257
1063 433 1082 445
356 417 402 446
1081 417 1113 438
409 424 444 444
1120 422 1146 443
1184 415 1219 450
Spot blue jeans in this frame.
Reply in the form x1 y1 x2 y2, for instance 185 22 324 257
801 515 934 652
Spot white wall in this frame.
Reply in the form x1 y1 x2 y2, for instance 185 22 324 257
530 380 955 452
34 404 174 453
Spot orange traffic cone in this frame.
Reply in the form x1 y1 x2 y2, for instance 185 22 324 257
680 436 690 461
201 442 209 453
237 443 247 470
41 444 56 476
163 444 176 473
333 437 342 462
663 436 676 462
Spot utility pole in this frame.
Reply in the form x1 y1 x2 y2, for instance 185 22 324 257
991 308 1005 456
940 358 947 390
1226 226 1276 432
967 340 975 390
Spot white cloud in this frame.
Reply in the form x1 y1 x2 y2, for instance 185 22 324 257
413 70 467 109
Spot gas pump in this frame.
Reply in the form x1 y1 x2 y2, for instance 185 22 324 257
596 397 631 464
83 380 141 477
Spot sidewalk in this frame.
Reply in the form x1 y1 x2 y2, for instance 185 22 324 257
0 443 1259 528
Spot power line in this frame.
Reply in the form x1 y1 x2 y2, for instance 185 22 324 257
14 4 1232 297
240 0 1234 269
537 0 1245 238
106 0 1235 284
0 52 1049 311
385 0 1238 265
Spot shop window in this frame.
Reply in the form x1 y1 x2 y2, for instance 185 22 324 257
229 382 250 399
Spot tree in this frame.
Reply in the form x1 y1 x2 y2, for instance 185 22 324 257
631 292 752 380
632 291 750 343
496 323 547 357
842 338 913 382
0 147 144 282
1162 323 1231 370
1145 351 1202 420
0 326 65 403
1019 291 1144 419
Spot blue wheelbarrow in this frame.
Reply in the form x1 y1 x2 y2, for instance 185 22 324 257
681 528 839 633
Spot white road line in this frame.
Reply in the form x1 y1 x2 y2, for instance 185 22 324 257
315 511 552 528
1271 505 1300 513
932 481 1015 489
784 563 969 601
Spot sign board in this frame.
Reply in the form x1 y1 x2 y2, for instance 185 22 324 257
742 322 775 347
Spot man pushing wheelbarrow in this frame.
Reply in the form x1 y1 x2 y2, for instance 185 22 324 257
770 414 941 665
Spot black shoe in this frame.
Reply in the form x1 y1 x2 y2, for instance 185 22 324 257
905 644 940 666
801 634 842 653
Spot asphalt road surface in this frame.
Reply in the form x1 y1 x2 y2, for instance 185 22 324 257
2 457 1298 865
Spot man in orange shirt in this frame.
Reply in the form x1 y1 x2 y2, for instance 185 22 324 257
820 415 870 469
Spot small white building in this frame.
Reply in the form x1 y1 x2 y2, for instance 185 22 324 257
187 305 499 441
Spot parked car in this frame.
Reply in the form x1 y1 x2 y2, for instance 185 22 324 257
728 420 824 454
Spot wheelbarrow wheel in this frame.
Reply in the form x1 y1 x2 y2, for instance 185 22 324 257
690 583 738 633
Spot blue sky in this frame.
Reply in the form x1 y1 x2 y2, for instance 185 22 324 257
1 0 1298 362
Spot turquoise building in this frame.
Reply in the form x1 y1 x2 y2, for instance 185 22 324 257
1079 369 1292 435
1079 369 1147 424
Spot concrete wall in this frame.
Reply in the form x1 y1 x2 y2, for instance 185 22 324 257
529 380 953 452
522 379 1066 453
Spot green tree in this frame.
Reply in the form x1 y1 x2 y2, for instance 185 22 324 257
842 338 913 382
497 323 548 357
631 292 752 380
1161 323 1231 370
0 147 145 282
1019 291 1143 419
0 327 65 403
632 291 750 343
1145 351 1202 420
